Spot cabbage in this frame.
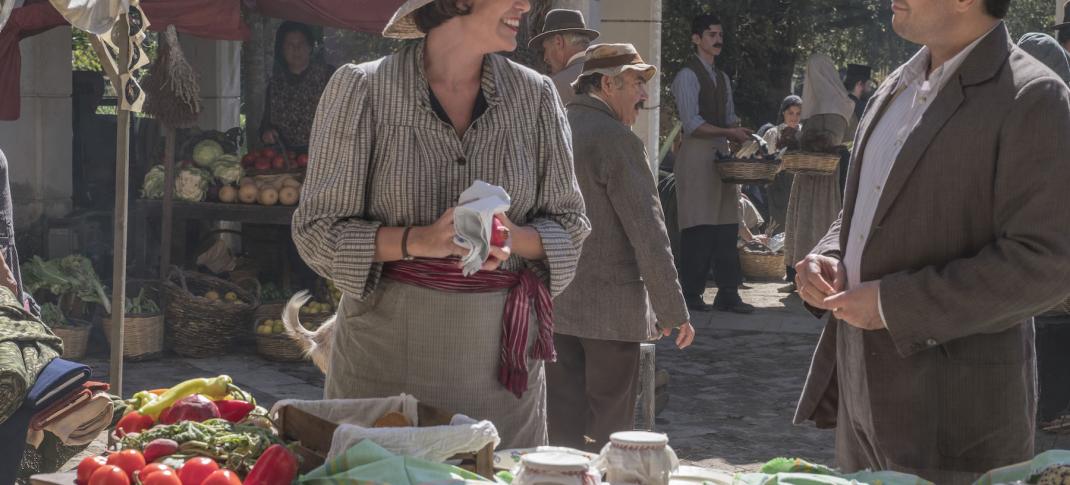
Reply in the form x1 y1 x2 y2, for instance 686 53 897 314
192 140 224 167
141 165 166 199
175 166 211 202
212 160 243 185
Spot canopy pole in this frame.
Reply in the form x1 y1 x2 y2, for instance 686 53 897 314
98 12 132 396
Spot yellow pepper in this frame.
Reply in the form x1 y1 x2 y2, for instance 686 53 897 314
137 375 233 419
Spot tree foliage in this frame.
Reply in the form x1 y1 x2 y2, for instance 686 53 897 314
661 0 1055 133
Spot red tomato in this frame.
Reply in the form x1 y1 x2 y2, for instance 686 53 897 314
77 456 109 484
142 469 182 485
178 458 220 485
199 470 241 485
271 156 286 169
296 154 309 167
106 450 146 480
116 411 154 436
261 148 277 159
89 465 131 485
138 464 174 481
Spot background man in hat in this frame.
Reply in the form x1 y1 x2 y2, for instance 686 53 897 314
530 9 599 104
671 13 756 314
793 0 1070 482
1053 0 1070 52
551 43 695 452
843 63 873 122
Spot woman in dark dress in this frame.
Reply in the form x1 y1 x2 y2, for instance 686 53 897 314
259 22 334 151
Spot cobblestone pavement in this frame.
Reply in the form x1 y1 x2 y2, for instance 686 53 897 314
63 283 1068 475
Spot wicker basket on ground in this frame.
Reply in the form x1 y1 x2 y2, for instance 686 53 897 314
781 151 840 175
51 320 91 360
739 248 785 281
254 312 331 362
102 313 164 361
163 267 258 358
715 157 782 184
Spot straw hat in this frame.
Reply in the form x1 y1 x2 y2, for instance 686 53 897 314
571 43 657 88
383 0 437 39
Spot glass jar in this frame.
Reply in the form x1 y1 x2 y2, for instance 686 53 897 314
595 431 679 485
513 451 601 485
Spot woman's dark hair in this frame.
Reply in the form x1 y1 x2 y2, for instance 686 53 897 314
691 14 722 37
273 21 318 72
413 0 473 34
779 95 802 122
983 0 1010 18
574 73 605 95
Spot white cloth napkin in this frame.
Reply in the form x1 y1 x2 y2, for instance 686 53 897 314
327 414 500 463
453 181 511 276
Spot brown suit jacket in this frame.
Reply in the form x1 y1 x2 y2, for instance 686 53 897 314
554 95 690 342
794 23 1070 476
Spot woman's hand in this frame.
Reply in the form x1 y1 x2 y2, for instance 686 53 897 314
262 129 279 145
409 208 468 259
493 212 546 261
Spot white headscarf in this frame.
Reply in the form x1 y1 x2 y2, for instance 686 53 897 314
801 53 855 122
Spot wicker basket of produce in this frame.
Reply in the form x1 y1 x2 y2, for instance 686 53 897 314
739 246 785 281
163 266 258 358
715 135 783 184
254 295 333 362
101 281 164 361
715 158 782 184
781 151 840 175
51 322 91 360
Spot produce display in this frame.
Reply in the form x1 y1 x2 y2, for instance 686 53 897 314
77 375 298 485
224 175 302 207
202 291 244 305
241 148 308 172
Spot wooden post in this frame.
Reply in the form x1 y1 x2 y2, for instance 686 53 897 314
160 128 176 280
107 13 132 395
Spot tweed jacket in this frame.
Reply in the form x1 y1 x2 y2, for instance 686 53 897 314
292 41 591 301
794 24 1070 476
554 95 690 342
551 56 584 106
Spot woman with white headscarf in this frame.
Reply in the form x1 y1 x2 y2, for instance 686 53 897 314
782 53 856 292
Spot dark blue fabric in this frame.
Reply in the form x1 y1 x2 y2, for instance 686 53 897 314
0 359 90 485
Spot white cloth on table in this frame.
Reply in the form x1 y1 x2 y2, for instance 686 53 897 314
328 414 500 463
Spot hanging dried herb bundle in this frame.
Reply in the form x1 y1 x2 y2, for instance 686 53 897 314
143 25 201 128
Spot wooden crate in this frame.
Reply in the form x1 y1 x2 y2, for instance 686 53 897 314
276 402 495 478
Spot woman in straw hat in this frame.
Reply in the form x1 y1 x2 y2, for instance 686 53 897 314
291 0 590 448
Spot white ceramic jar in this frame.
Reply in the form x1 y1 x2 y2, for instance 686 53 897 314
513 451 602 485
595 431 679 485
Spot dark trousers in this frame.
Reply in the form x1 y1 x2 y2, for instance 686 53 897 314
546 334 641 453
679 224 742 301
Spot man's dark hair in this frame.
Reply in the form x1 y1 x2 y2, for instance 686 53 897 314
1059 27 1070 46
574 73 605 95
413 0 472 34
983 0 1010 18
690 14 722 38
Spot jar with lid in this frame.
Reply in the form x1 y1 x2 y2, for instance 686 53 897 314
513 451 602 485
595 431 679 485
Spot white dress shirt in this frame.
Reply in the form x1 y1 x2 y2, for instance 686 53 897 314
842 22 999 322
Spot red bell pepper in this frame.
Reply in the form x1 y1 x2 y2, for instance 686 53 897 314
115 411 154 436
214 400 256 423
244 444 297 485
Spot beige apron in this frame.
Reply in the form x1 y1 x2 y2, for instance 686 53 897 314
674 135 741 229
326 280 547 449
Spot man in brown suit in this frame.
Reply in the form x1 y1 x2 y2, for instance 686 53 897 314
550 43 695 452
794 1 1070 483
530 9 599 105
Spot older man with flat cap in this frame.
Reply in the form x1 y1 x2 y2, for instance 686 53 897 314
550 43 695 452
530 9 599 104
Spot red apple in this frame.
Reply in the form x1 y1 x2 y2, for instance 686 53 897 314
272 156 286 169
287 151 297 161
296 154 309 167
254 158 271 170
241 153 257 167
261 148 277 159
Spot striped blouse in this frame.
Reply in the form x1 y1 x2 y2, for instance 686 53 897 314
292 41 591 301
